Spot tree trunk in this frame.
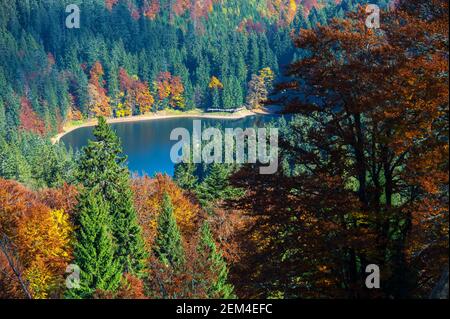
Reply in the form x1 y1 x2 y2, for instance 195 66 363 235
430 267 449 299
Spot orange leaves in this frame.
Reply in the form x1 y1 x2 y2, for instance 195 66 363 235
0 179 75 298
156 71 172 101
90 61 105 85
155 72 185 109
88 61 112 117
141 0 218 24
17 209 73 270
143 0 160 20
172 0 191 17
118 68 155 115
19 97 46 136
15 207 73 298
132 174 201 248
115 274 147 299
105 0 119 11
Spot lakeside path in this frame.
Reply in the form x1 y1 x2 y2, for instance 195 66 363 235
51 108 269 144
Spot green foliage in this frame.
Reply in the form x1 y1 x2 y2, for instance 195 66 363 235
197 222 235 299
153 193 185 269
174 161 198 191
67 188 122 299
77 117 147 277
195 163 244 207
0 135 32 184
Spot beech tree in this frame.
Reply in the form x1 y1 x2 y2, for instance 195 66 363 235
88 62 112 118
233 0 449 298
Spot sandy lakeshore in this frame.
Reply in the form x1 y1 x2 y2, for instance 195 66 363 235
51 109 270 144
51 106 284 144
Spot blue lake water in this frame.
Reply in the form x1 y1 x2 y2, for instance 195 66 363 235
61 115 283 176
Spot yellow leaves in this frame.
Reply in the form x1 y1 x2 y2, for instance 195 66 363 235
172 94 186 109
318 265 329 273
132 175 201 249
259 67 274 83
48 209 73 261
209 76 224 90
288 0 297 14
17 209 73 267
116 102 132 118
24 257 54 299
118 69 155 115
15 208 73 298
156 72 185 110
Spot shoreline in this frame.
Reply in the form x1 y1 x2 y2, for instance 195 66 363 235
52 108 273 144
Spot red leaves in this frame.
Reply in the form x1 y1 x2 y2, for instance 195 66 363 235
119 68 154 115
19 97 46 136
155 72 185 109
0 179 77 298
238 19 265 34
143 0 160 20
105 0 119 11
88 61 112 117
172 0 191 17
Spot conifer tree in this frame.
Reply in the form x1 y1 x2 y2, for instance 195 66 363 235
0 100 5 135
195 163 242 206
197 222 235 299
67 189 122 299
77 117 147 276
0 136 32 184
173 146 198 191
153 193 185 268
211 88 221 110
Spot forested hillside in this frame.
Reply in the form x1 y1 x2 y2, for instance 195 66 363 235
0 0 385 128
0 0 448 300
0 0 388 188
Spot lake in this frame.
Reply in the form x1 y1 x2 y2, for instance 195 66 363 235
61 115 283 176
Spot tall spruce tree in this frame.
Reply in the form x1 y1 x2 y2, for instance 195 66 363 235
173 145 198 191
67 189 122 299
197 222 235 299
77 117 147 276
195 163 242 206
153 193 185 268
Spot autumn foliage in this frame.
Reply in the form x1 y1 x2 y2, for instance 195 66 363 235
155 72 185 109
132 174 201 248
0 179 77 299
232 0 449 298
88 61 112 117
19 97 46 136
118 68 155 116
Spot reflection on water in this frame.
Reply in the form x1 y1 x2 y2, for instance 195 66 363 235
61 115 284 177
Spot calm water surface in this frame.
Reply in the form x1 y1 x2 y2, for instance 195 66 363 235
61 115 283 176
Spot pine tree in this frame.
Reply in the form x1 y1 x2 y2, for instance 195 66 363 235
174 162 198 191
222 77 234 109
0 100 5 135
0 135 32 184
197 221 235 299
195 163 242 206
153 193 185 268
211 88 221 110
77 117 147 276
67 189 122 299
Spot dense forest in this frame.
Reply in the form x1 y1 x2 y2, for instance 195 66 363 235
0 0 448 299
